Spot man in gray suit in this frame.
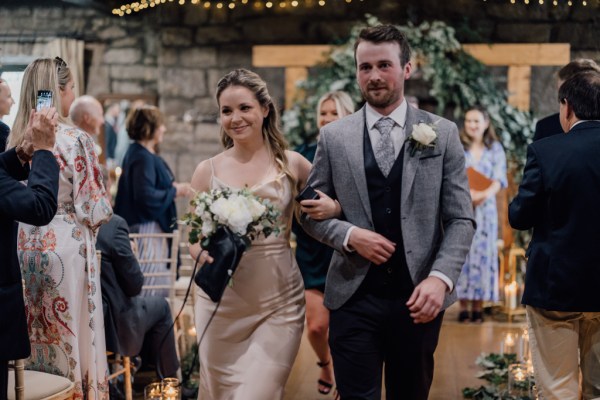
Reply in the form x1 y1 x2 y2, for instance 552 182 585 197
300 25 475 399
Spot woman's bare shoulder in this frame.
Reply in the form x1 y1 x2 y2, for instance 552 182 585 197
191 158 213 192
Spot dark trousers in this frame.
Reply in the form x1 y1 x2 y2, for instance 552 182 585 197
329 290 444 400
139 297 180 378
0 361 8 400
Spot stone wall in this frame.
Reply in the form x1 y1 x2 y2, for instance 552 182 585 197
0 1 598 209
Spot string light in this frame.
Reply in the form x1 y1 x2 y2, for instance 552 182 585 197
113 0 351 14
478 0 595 6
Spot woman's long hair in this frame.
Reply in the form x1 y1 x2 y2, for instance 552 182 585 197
459 105 499 150
215 69 297 195
8 57 72 149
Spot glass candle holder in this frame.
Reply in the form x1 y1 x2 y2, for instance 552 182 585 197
162 377 181 400
508 362 531 397
144 382 163 400
501 332 517 355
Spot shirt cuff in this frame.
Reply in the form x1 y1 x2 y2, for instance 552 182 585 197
429 271 453 292
342 226 356 252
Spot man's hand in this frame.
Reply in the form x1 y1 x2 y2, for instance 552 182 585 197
406 276 447 324
348 227 395 265
30 107 58 152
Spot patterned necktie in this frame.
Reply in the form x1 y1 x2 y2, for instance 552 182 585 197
373 117 396 176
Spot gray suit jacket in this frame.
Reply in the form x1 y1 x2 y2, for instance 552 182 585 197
300 105 475 310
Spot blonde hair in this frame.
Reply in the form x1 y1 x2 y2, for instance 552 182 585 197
215 69 297 194
316 91 355 125
8 57 72 148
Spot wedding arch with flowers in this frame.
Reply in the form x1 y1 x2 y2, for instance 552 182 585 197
282 15 535 188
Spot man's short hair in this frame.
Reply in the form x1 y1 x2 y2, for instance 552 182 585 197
558 59 600 82
354 25 411 67
558 71 600 120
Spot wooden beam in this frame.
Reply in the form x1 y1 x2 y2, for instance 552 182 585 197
253 45 332 67
462 44 570 66
285 67 308 109
508 66 532 111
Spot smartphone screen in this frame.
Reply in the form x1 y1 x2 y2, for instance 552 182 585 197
36 90 53 111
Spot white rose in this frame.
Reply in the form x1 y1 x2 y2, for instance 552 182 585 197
247 198 266 221
194 202 206 216
411 123 437 145
215 195 253 235
201 220 216 237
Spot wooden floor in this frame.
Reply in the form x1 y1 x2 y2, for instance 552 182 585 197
283 303 527 400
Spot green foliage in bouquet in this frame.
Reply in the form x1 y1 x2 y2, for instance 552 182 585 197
462 353 534 400
181 187 281 248
282 15 535 187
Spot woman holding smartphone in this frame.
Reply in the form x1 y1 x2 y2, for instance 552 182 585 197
8 57 112 399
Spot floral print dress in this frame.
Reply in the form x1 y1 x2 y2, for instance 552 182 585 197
456 141 507 302
18 123 113 399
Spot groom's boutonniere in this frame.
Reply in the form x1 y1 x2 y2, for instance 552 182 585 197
406 121 438 156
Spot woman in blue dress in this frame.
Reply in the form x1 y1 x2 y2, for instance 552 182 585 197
292 91 354 394
456 105 507 323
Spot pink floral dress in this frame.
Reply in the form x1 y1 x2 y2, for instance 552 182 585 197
18 123 113 399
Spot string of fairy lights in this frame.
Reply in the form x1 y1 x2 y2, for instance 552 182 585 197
112 0 362 17
483 0 597 4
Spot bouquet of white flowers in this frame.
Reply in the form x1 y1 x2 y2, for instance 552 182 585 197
182 187 282 248
181 187 282 302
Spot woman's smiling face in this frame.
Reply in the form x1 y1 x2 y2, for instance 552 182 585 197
218 85 268 143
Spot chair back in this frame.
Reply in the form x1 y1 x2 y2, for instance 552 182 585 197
129 230 179 313
7 359 75 400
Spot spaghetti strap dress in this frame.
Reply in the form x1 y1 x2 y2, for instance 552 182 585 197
194 159 305 400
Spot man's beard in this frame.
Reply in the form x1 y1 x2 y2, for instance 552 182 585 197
360 85 400 109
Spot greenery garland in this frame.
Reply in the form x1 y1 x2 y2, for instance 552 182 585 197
463 353 536 400
282 15 536 187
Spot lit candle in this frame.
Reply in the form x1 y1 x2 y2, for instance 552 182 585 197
514 367 525 382
519 328 530 361
502 332 516 355
504 282 518 309
163 386 178 399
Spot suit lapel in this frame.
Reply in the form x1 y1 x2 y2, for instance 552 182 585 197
343 107 373 222
401 106 420 208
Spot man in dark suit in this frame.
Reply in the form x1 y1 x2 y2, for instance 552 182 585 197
0 78 15 152
509 71 600 399
300 25 475 399
96 171 179 380
533 59 600 141
0 107 59 399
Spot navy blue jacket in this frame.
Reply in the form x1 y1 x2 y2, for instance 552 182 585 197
114 142 177 233
533 113 563 141
0 148 59 360
509 121 600 311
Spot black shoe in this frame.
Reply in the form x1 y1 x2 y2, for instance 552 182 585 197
471 311 484 323
458 310 470 323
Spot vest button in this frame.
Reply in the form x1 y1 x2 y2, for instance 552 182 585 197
386 208 392 214
387 267 393 274
385 186 391 192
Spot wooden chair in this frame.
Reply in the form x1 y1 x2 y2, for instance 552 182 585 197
7 359 75 400
106 353 132 400
129 230 180 314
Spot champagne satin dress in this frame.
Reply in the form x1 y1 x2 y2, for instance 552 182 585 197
194 161 305 400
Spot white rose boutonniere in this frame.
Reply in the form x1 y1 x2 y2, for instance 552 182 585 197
406 121 438 156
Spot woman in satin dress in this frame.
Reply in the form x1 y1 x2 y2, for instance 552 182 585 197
190 69 340 400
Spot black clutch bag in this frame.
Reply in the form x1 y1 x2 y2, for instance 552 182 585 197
194 226 247 303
